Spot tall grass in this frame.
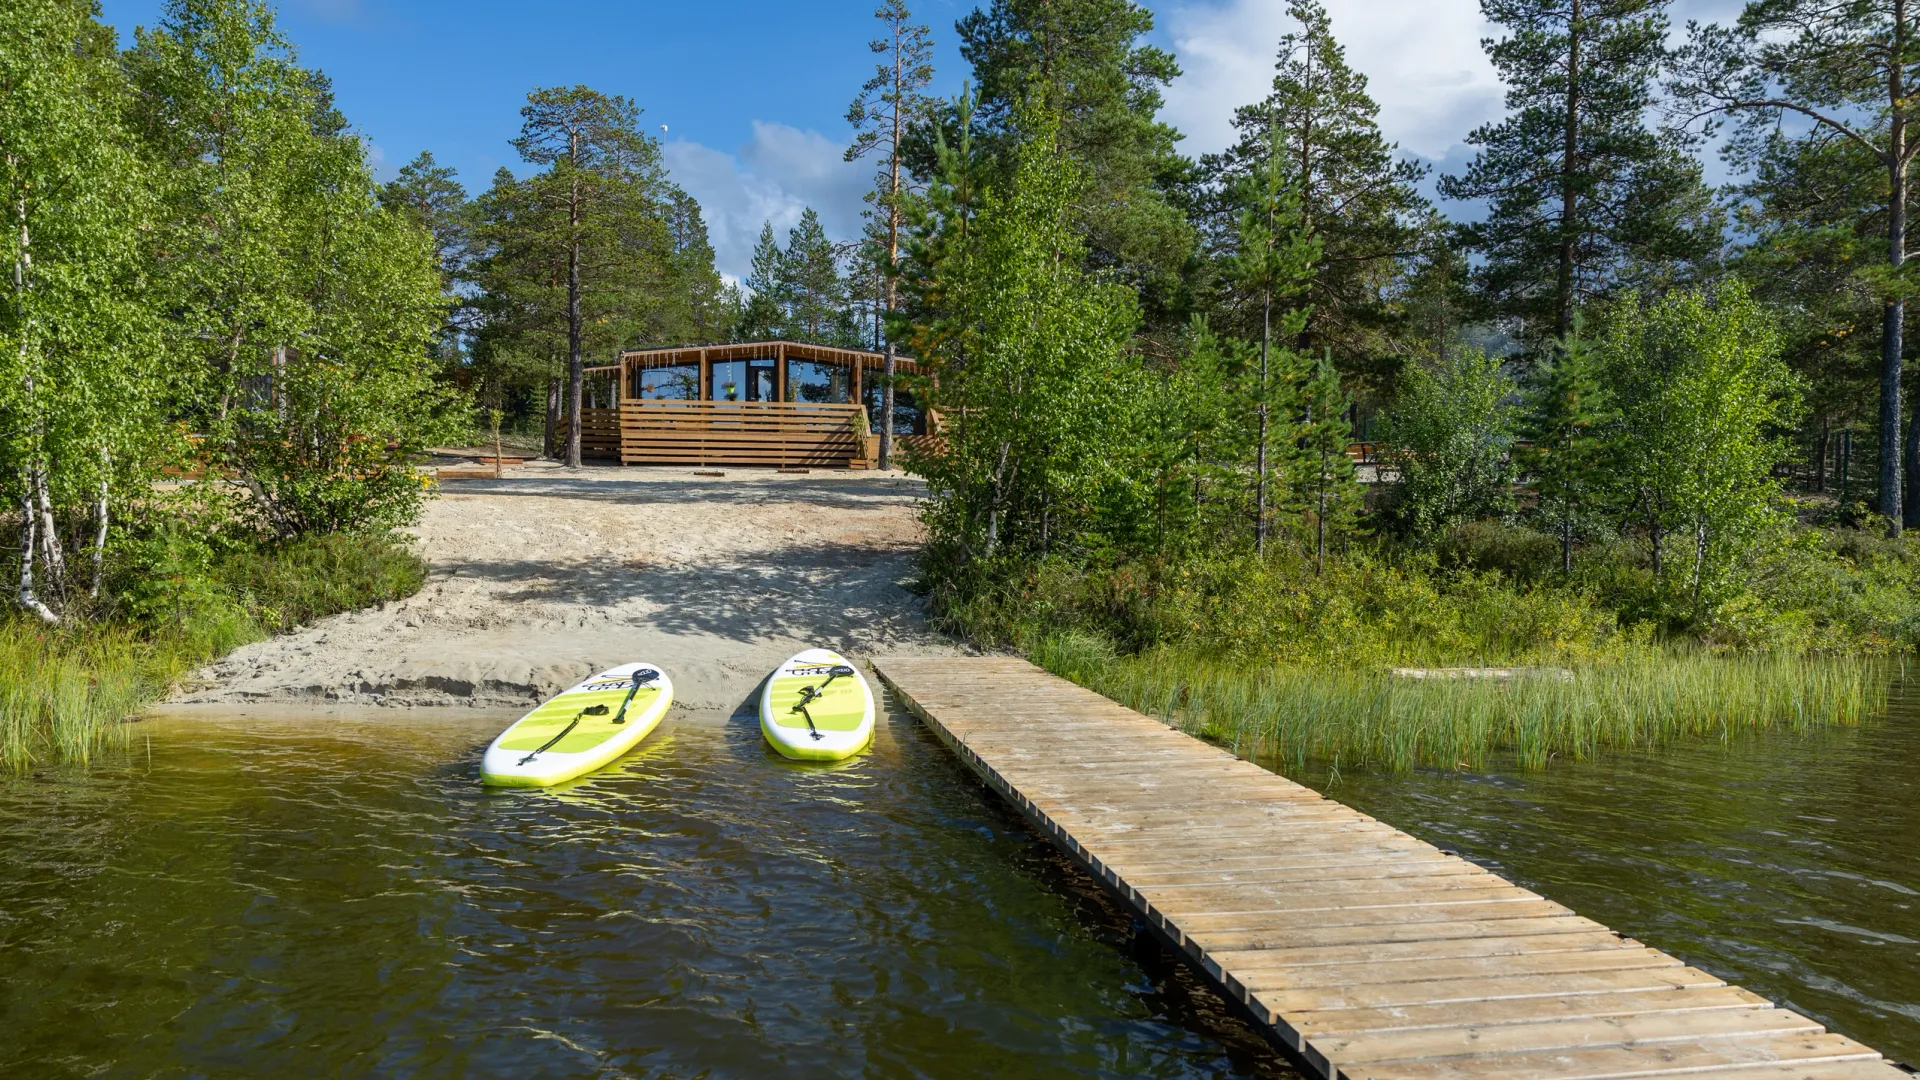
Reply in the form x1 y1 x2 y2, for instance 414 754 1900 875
1 533 427 772
1031 631 1887 773
0 625 163 772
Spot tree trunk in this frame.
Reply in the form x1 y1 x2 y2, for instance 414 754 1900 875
544 375 561 459
1557 0 1582 342
880 349 896 470
1256 290 1270 556
1562 502 1574 576
565 131 584 470
1881 14 1907 533
35 468 65 586
17 486 57 625
91 469 108 600
1814 418 1829 494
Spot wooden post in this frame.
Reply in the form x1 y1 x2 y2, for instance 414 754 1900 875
699 348 710 402
851 354 863 404
776 341 787 403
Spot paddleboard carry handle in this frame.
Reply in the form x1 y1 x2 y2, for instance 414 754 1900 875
518 704 609 765
611 668 658 725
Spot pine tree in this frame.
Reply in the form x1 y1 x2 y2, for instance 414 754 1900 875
780 208 846 343
380 151 471 364
1441 0 1717 345
1292 351 1360 571
1224 128 1320 554
847 0 936 465
956 0 1194 317
735 221 786 340
508 85 666 467
1673 0 1920 531
1516 324 1613 574
1208 0 1430 388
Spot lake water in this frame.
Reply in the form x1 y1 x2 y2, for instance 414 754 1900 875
0 709 1292 1079
1285 684 1920 1068
5 689 1916 1076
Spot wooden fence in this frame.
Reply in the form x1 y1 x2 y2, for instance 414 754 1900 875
579 400 866 467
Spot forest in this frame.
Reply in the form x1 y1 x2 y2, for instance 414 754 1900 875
7 0 1920 767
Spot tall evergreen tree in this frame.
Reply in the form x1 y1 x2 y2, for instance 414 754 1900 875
1224 128 1321 554
1292 351 1360 571
847 0 936 466
779 208 847 343
1517 325 1614 574
507 85 666 467
1441 0 1718 344
955 0 1194 318
735 221 786 341
380 151 471 364
1207 0 1430 391
1672 0 1920 531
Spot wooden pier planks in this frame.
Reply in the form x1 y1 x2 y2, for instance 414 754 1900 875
872 656 1908 1080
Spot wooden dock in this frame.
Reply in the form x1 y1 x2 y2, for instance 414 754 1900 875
872 656 1909 1080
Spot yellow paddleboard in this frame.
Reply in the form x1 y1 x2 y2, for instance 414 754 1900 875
759 649 873 761
481 663 673 787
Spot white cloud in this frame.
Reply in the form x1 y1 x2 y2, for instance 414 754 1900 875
666 121 871 284
1160 0 1502 162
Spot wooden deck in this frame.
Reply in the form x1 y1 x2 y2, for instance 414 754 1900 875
871 656 1908 1080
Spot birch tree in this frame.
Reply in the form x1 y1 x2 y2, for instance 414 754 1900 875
2 0 161 621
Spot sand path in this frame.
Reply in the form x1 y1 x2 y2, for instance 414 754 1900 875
166 465 962 716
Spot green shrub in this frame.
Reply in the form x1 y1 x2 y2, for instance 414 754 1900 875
1 532 427 771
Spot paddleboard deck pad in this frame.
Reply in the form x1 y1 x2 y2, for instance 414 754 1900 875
760 649 874 761
481 663 673 787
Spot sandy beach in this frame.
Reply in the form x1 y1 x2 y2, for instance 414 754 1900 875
164 464 962 717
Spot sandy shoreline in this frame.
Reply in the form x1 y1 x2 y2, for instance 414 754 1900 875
162 464 965 718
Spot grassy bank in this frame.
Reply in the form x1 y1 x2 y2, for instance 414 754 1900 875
933 522 1915 774
1 534 427 772
1031 632 1888 773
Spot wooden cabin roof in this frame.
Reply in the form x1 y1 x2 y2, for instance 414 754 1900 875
614 340 926 374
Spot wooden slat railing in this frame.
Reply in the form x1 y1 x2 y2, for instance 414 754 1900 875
615 400 863 467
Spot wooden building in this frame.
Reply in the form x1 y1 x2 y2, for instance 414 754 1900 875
578 341 933 468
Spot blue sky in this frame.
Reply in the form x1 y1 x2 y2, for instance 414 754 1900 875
95 0 1744 282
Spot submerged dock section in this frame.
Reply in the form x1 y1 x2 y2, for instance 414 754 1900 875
873 656 1907 1080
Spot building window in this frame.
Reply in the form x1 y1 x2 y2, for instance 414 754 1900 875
633 364 699 401
709 357 777 402
864 380 922 434
786 360 851 404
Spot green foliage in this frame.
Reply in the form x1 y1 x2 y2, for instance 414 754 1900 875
1204 0 1432 388
1517 325 1615 573
1442 0 1720 343
955 0 1194 320
1602 282 1801 610
1 528 425 770
2 0 164 620
914 103 1143 569
1380 348 1518 536
128 0 453 537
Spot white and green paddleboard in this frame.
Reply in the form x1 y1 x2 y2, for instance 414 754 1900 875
481 663 673 787
759 649 874 762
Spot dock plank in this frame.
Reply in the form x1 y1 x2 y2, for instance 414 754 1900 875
872 656 1905 1080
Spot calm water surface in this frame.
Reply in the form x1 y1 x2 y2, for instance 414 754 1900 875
0 709 1290 1079
1285 685 1920 1067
